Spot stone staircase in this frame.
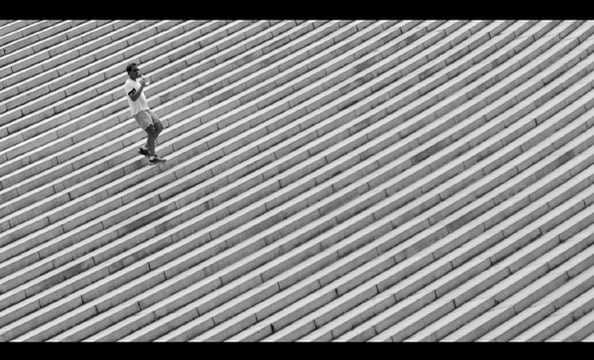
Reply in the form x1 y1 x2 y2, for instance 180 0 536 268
0 20 593 341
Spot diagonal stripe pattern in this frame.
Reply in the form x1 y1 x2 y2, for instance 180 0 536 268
0 20 593 342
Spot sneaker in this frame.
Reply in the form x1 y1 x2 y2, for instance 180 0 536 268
149 155 166 163
138 147 150 157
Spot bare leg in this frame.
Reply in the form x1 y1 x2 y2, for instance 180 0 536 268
149 110 164 138
145 124 157 156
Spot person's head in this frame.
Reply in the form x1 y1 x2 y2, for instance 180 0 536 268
126 63 141 80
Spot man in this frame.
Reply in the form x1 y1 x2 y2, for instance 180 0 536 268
124 62 166 163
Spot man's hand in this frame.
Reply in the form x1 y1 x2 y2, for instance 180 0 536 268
140 76 152 86
128 81 146 102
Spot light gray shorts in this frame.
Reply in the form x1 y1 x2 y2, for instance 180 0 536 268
134 109 162 131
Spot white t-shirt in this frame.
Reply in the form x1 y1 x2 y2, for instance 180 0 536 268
124 78 150 116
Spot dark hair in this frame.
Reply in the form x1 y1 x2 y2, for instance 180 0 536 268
126 63 137 74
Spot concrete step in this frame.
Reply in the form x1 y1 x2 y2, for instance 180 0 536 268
438 237 594 342
0 20 148 108
476 265 594 341
514 284 594 341
0 20 61 50
0 21 123 86
0 20 37 40
0 20 94 70
400 183 594 342
584 331 594 341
